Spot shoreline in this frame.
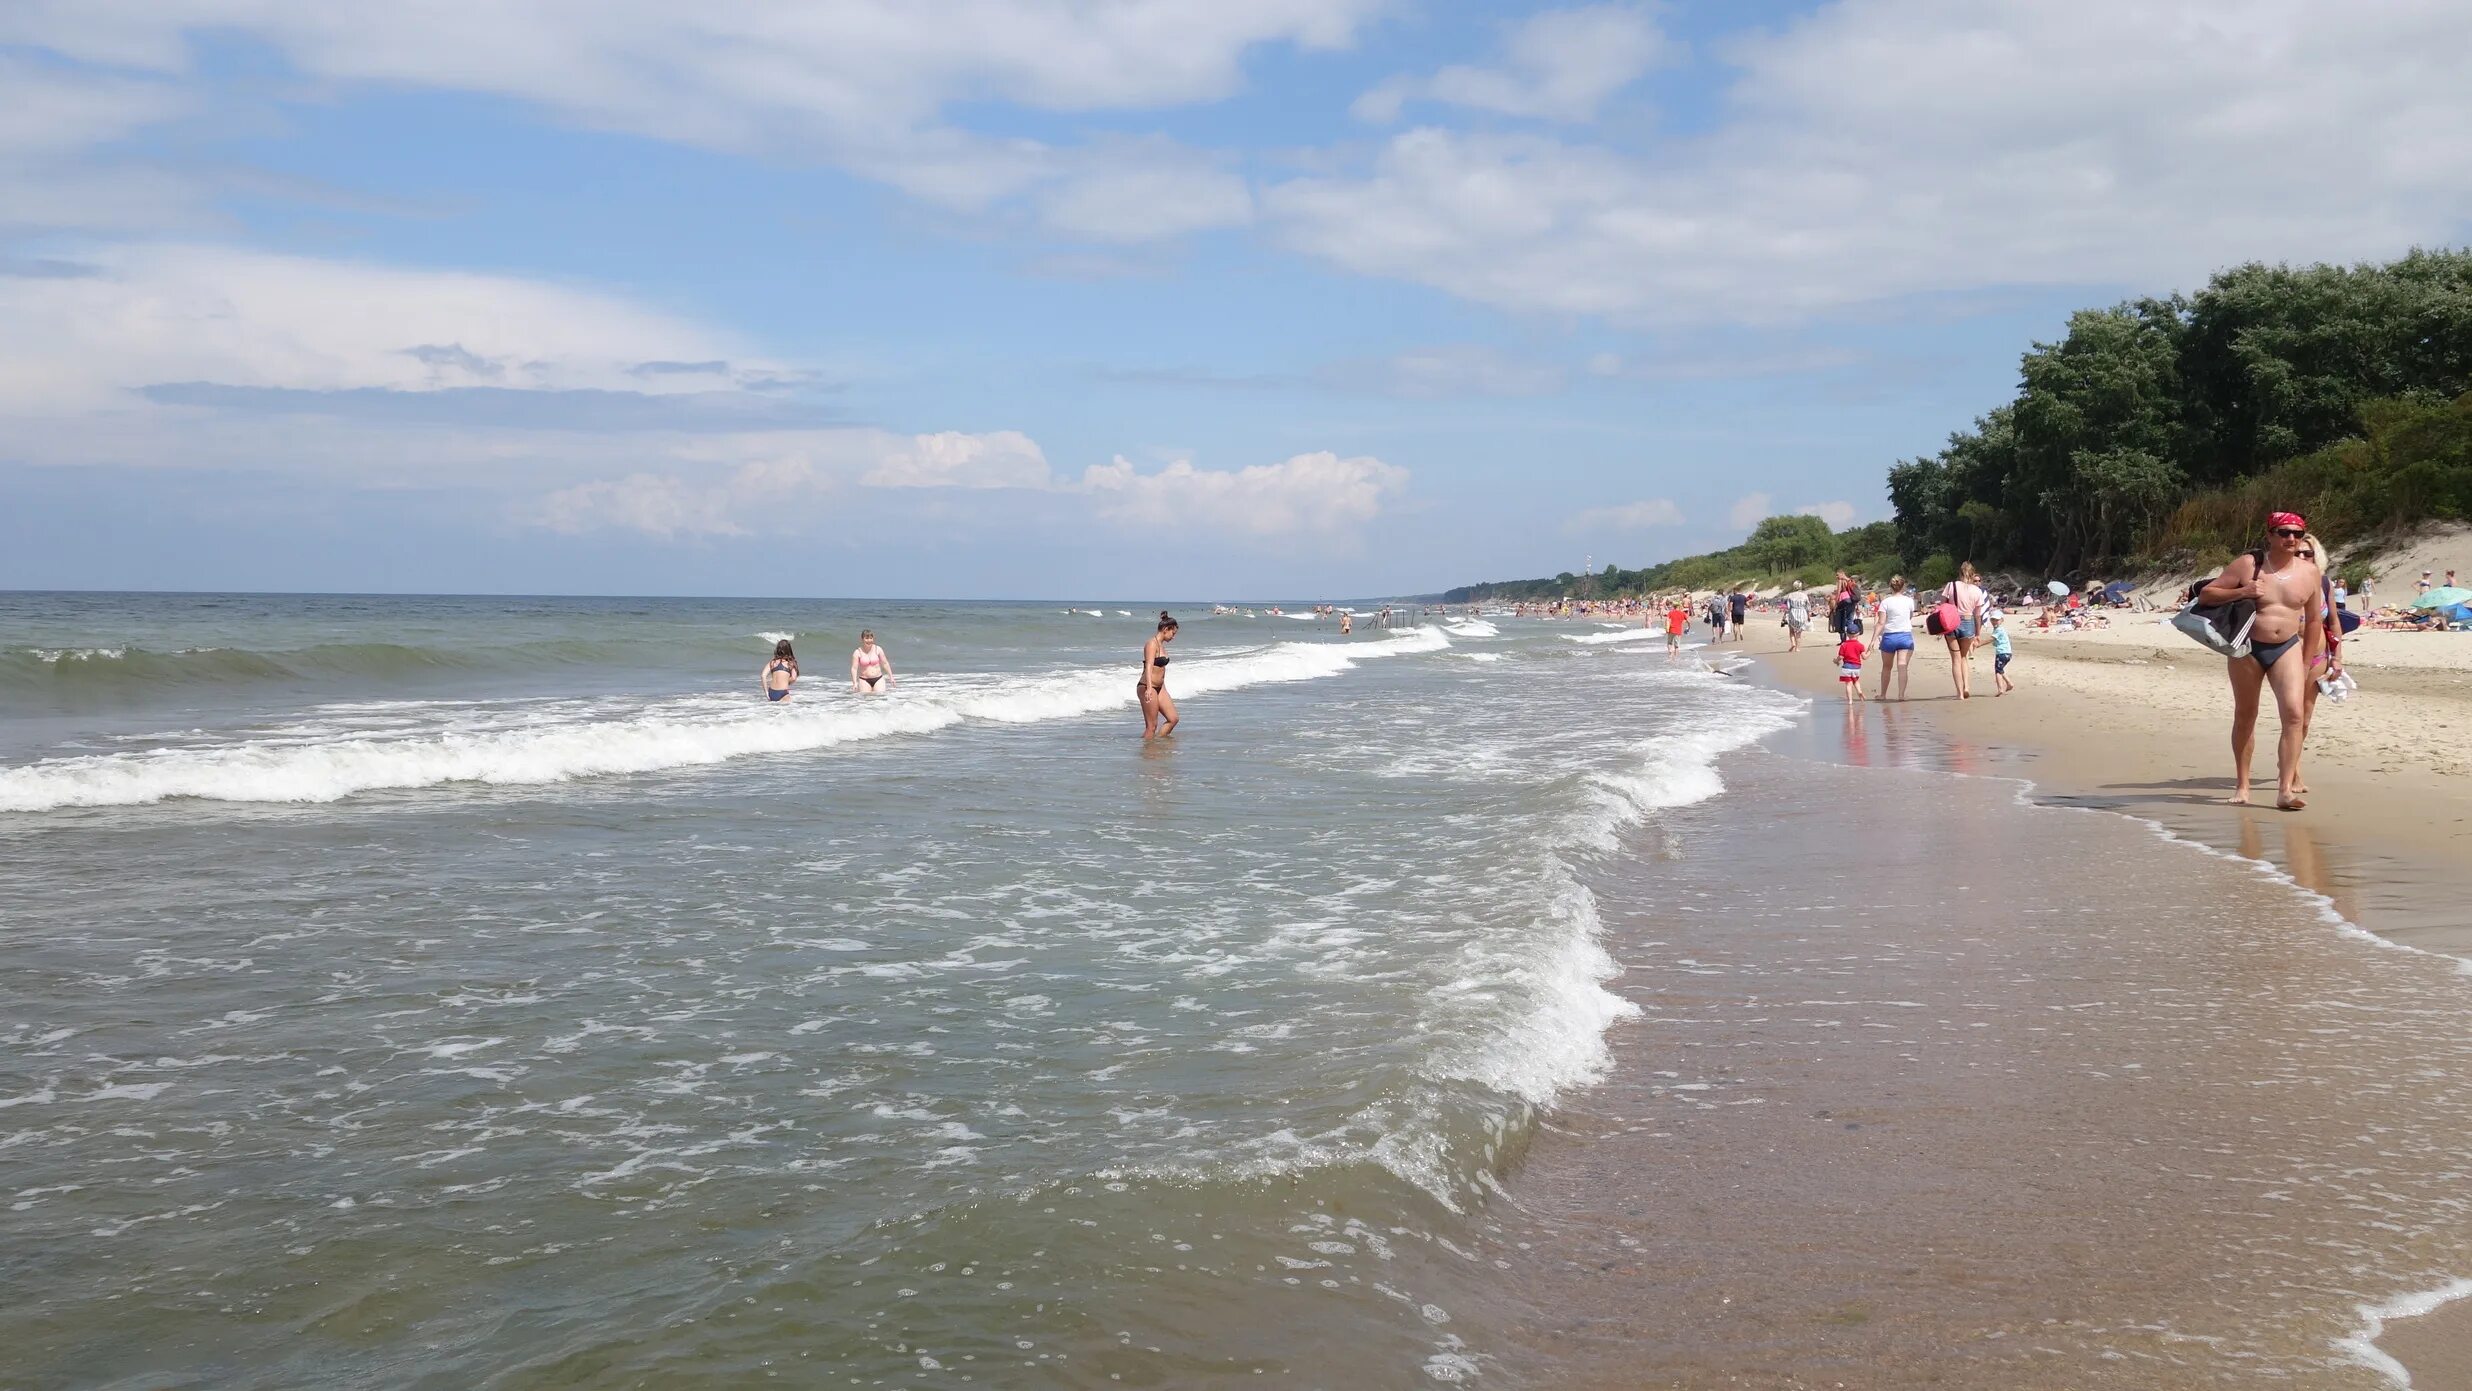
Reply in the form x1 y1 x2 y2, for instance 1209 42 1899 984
1724 614 2472 1386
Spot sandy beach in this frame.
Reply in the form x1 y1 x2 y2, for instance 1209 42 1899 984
1726 602 2472 1384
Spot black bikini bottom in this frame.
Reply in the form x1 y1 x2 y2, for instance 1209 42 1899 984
2250 634 2300 671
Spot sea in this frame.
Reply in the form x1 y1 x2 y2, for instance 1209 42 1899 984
4 593 2470 1390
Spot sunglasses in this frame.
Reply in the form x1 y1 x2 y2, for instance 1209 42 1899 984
2270 527 2305 538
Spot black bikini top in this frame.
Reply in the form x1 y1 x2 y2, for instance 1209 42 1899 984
1152 655 1170 667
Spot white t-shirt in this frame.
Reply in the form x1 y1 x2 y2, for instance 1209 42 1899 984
1878 593 1916 634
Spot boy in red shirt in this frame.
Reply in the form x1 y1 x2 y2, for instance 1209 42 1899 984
1664 602 1689 652
1836 633 1866 702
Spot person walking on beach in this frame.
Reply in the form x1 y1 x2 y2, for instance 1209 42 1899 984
1784 590 1809 652
850 630 894 694
1728 589 1749 643
1138 612 1180 740
761 639 799 702
1664 600 1688 652
1989 611 2016 695
1836 630 1865 703
1829 572 1859 644
2293 533 2346 794
1873 575 1916 701
2194 511 2324 810
1937 562 1989 699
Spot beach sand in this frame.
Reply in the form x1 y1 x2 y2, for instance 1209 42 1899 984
1728 609 2472 1386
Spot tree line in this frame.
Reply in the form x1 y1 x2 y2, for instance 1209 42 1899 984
1449 249 2472 601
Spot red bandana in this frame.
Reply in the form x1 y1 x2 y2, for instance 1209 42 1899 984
2268 511 2306 531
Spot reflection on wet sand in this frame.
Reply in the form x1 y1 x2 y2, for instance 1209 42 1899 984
1480 747 2472 1389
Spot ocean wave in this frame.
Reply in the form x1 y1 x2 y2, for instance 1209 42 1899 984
1577 682 1805 850
0 629 1449 814
1428 858 1637 1110
0 640 498 696
1443 620 1498 638
1558 627 1665 645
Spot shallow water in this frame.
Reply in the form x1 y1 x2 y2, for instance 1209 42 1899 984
4 596 2468 1389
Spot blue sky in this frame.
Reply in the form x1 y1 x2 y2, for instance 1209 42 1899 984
4 1 2468 599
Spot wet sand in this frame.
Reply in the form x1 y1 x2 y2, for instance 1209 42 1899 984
1718 619 2472 1387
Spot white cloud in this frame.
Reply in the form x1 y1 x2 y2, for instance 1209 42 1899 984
0 244 743 416
1567 498 1684 531
1356 6 1670 124
1077 451 1407 535
1279 1 2472 322
1037 152 1256 242
860 431 1053 490
0 56 204 232
532 467 799 539
1799 500 1858 529
1728 492 1773 529
1 1 1377 239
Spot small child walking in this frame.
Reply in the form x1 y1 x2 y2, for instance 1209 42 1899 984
1836 632 1865 703
1990 612 2016 695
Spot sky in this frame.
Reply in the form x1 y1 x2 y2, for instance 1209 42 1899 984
4 1 2470 600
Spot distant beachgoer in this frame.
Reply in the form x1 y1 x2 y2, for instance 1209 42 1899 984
1665 602 1688 652
2194 510 2324 810
1990 612 2015 695
1836 633 1865 702
1728 589 1749 642
2417 570 2433 596
1139 612 1180 739
1339 612 1352 635
762 640 799 703
1939 561 1988 699
1874 575 1916 702
1784 591 1809 652
851 631 893 694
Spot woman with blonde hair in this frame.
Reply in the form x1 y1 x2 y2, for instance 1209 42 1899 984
1938 560 1989 699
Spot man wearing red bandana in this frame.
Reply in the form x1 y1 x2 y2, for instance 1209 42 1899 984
2194 510 2325 810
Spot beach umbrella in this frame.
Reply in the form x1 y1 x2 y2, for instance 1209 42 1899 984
2409 585 2472 609
2046 580 2068 598
2444 603 2472 625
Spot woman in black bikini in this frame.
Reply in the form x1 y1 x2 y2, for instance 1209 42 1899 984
761 640 798 702
1139 612 1179 740
850 630 893 695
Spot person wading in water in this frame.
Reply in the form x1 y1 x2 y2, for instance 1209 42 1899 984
1138 612 1180 740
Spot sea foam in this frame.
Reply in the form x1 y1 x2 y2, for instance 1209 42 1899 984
0 628 1449 813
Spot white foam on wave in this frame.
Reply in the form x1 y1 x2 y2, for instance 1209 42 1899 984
25 647 128 663
753 631 796 644
0 628 1451 813
1443 620 1498 638
1578 680 1805 852
1560 627 1664 645
1431 860 1638 1111
2339 1278 2472 1387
